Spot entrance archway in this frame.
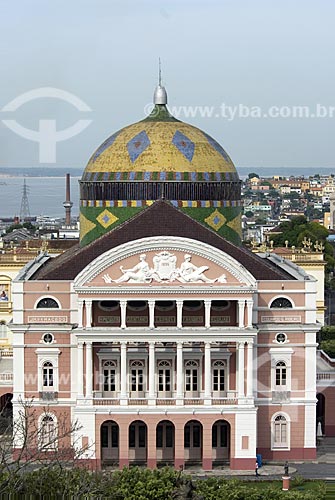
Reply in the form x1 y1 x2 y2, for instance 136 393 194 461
156 420 175 464
184 420 202 464
212 419 230 464
100 420 119 466
129 420 147 464
316 393 326 434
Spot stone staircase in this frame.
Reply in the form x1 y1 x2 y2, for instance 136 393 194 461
317 437 335 463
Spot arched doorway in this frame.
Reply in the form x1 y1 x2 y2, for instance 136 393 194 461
316 393 326 434
156 420 175 465
129 420 147 464
101 420 119 466
212 419 230 464
184 420 202 464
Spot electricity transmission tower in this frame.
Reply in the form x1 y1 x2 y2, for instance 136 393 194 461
20 178 31 221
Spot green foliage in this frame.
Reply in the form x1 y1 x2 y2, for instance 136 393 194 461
269 216 334 272
248 172 260 179
0 467 327 500
317 326 335 342
319 339 335 358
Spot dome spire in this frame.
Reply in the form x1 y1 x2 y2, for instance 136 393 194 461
153 58 167 105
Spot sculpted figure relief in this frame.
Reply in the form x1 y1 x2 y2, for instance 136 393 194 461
102 251 227 284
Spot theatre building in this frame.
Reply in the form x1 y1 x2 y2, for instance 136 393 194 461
11 84 318 470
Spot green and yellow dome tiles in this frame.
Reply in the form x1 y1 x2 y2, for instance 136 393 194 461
80 84 242 246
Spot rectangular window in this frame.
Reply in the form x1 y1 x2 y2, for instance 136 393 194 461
185 370 191 392
111 425 118 448
139 425 146 447
165 370 171 391
184 426 190 448
104 369 115 392
220 425 227 447
101 426 108 448
212 425 217 448
156 425 163 448
138 370 143 391
193 425 201 448
192 370 198 391
166 425 173 448
158 370 164 392
43 368 53 387
129 426 135 448
131 370 137 391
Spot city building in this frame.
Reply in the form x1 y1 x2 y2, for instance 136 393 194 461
10 84 324 470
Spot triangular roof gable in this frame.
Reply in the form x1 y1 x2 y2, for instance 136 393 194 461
32 201 294 281
74 236 256 288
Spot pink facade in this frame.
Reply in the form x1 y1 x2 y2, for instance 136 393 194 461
10 202 321 470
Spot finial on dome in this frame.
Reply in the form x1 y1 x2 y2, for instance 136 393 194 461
153 57 168 105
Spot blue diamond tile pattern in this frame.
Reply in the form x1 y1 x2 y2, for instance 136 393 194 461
92 131 120 162
203 132 230 161
172 130 195 162
127 130 150 163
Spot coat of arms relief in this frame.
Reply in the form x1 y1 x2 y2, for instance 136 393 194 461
102 251 227 284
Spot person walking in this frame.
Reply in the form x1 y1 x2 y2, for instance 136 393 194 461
255 459 260 477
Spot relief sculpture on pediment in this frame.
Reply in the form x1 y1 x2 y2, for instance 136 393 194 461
102 251 227 284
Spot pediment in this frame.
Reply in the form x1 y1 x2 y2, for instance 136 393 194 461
74 237 257 289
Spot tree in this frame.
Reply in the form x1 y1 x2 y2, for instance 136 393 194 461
248 172 259 179
0 398 88 488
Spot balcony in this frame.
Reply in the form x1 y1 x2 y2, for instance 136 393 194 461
0 373 13 385
91 392 238 407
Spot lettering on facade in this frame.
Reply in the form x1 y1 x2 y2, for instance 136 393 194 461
28 316 68 323
102 251 227 284
261 316 301 323
211 316 231 324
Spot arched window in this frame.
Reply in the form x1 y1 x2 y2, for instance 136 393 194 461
39 414 57 450
103 360 116 392
185 360 199 392
212 360 226 392
130 360 144 392
275 361 287 387
43 361 54 387
36 298 59 309
158 360 171 392
273 414 288 448
270 297 292 309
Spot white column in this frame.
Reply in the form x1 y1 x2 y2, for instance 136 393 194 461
77 341 84 398
246 341 254 398
238 300 245 328
204 342 211 402
120 299 127 329
176 300 183 329
85 300 92 329
85 341 93 399
148 300 155 329
176 342 183 404
78 299 84 328
120 342 128 403
246 299 253 328
148 342 156 403
237 341 245 399
204 300 211 329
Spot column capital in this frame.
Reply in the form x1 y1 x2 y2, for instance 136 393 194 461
176 299 184 306
149 341 156 347
85 340 92 346
120 299 127 306
78 341 84 348
246 339 254 346
237 340 245 348
148 299 156 306
204 299 212 306
120 341 127 347
85 299 92 305
204 341 212 348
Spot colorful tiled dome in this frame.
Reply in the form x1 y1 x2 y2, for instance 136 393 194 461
80 85 242 247
84 105 237 175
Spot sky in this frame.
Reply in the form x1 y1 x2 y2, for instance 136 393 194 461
1 0 335 170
